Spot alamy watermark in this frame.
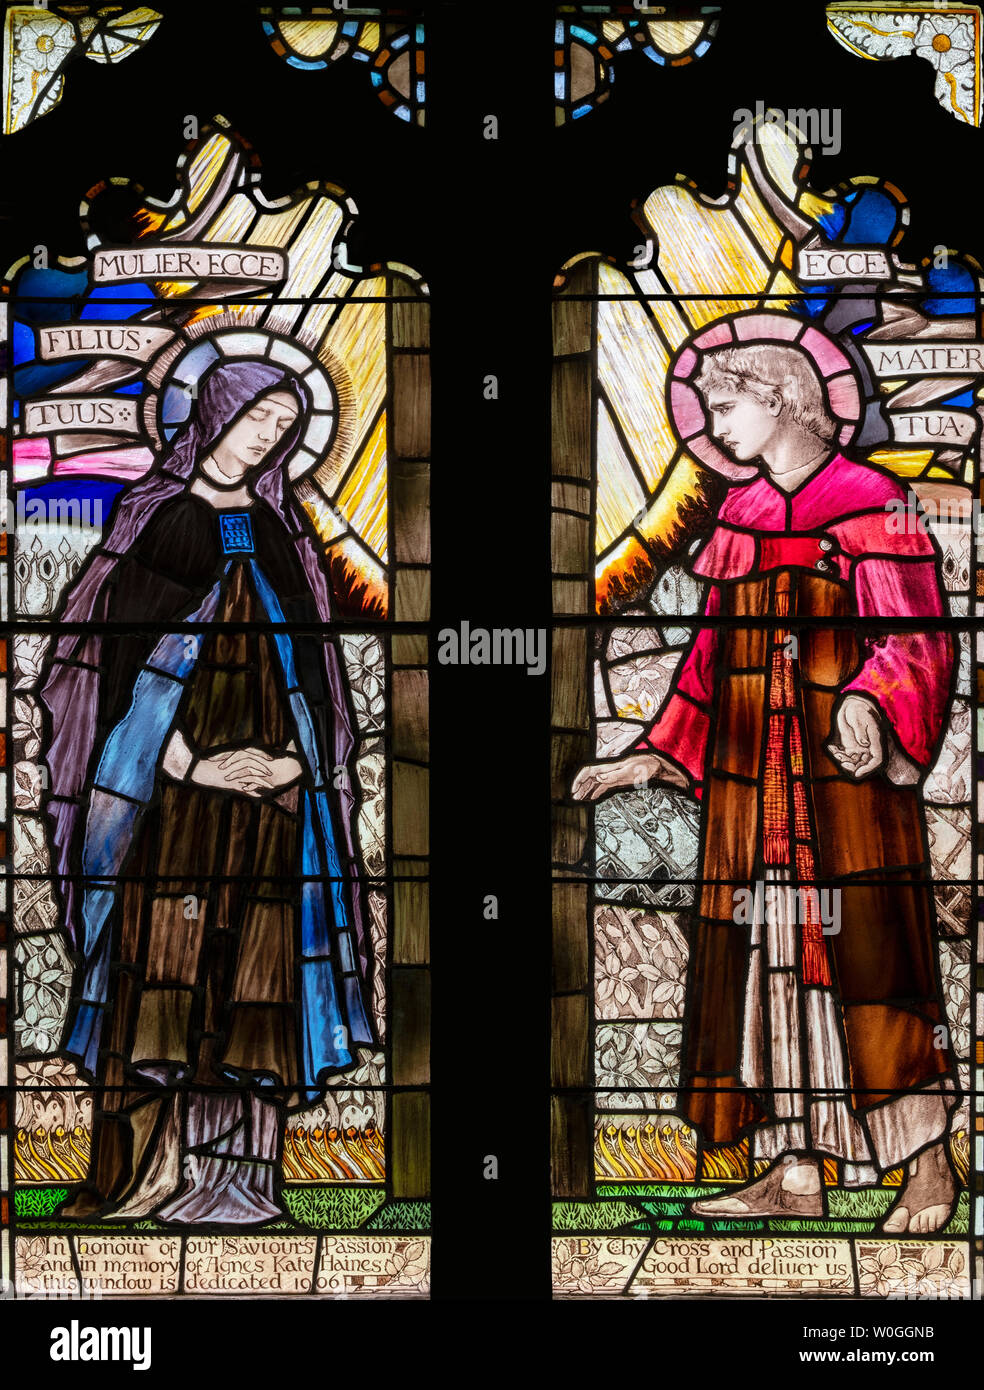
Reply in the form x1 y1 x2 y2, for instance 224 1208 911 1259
2 1283 151 1371
437 620 546 676
885 489 984 535
2 493 103 533
733 102 841 157
733 881 841 936
49 1318 151 1370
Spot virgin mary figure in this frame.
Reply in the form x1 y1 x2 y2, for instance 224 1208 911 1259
40 357 376 1224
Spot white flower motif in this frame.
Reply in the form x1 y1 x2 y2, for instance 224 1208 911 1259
914 15 975 73
18 16 77 76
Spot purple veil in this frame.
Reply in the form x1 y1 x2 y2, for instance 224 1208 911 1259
40 359 370 974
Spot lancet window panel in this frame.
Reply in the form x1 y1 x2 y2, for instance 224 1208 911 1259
2 118 430 1301
551 111 979 1301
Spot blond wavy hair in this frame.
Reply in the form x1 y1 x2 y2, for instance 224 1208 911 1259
694 343 837 443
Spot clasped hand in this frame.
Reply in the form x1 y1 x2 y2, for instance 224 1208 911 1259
191 746 304 798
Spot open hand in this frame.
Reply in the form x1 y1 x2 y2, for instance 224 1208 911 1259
827 695 885 779
571 753 690 802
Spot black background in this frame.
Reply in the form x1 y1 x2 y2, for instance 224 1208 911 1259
2 0 979 1355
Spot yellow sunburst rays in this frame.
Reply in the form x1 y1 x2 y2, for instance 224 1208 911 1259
103 118 398 612
292 271 389 614
265 198 346 334
640 155 797 327
593 263 715 611
194 183 351 359
164 128 240 231
298 276 390 613
592 128 809 610
172 189 318 336
119 127 247 294
313 278 387 487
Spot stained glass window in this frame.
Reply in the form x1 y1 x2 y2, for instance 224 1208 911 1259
553 5 719 124
552 108 977 1302
260 6 426 126
3 113 430 1301
2 0 983 1342
827 4 982 126
2 5 162 133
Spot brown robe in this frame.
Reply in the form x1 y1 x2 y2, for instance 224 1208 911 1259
685 567 954 1146
105 560 303 1092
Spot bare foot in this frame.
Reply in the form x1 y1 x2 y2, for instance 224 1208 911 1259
691 1154 823 1217
878 1143 957 1235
